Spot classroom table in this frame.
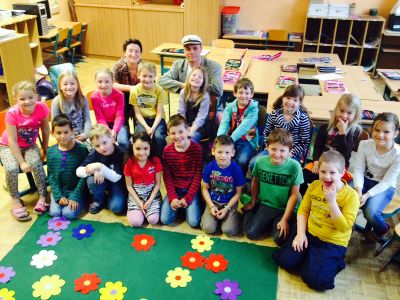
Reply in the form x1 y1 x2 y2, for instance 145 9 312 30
376 69 400 101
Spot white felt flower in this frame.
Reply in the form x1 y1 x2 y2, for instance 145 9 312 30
30 250 58 269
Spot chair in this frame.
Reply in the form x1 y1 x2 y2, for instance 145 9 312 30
211 39 235 49
68 23 83 64
257 104 267 150
354 129 369 152
266 29 292 51
46 27 71 65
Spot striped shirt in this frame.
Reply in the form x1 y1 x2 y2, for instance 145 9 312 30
263 108 310 158
162 141 203 204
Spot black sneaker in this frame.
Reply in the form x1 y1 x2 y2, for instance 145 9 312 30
89 202 102 214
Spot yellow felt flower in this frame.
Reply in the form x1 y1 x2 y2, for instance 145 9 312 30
32 275 65 300
99 281 128 300
165 267 192 288
191 235 214 253
0 288 16 300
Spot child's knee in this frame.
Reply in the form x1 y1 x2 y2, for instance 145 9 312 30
201 222 217 234
187 216 200 228
147 213 159 225
301 271 335 291
222 226 238 237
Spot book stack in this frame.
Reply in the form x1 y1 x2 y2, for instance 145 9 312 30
325 80 347 94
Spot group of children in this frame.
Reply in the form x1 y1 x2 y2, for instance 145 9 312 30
1 64 399 291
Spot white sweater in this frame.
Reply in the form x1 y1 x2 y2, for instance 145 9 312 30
353 139 400 197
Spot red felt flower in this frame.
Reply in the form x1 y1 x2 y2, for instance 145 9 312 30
204 254 229 273
181 251 205 270
74 273 101 294
131 234 156 251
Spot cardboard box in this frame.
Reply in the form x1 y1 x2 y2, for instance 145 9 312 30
328 4 349 18
308 4 329 17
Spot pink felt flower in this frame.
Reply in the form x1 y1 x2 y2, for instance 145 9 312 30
37 232 62 247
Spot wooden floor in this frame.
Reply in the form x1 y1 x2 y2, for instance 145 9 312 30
0 57 399 299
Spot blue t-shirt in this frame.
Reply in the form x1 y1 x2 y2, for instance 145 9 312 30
202 160 246 204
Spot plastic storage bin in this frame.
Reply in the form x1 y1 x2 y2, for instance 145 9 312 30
222 6 240 35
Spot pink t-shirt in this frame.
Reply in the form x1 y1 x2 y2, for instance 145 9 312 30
91 88 125 134
0 101 49 148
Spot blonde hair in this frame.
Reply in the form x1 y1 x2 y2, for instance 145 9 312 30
89 124 113 141
319 150 345 172
12 81 36 97
183 67 208 108
138 61 156 76
328 94 362 134
58 70 85 111
94 68 113 81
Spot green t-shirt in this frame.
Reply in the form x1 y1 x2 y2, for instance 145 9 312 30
252 156 304 210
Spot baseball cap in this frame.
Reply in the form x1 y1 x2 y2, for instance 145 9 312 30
181 35 202 46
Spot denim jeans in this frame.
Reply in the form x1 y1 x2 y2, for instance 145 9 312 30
361 177 395 235
116 126 130 151
135 118 167 157
234 139 255 174
49 192 85 219
160 188 202 228
86 176 127 213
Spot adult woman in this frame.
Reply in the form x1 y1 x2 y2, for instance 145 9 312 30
113 38 142 130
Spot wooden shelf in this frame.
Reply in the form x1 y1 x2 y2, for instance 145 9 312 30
0 76 6 83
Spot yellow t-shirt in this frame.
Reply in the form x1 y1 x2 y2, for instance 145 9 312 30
298 180 359 247
129 83 167 118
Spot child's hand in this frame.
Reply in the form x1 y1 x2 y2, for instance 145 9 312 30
86 163 101 174
323 183 336 204
144 200 152 210
111 130 117 138
75 133 87 141
360 193 369 207
216 207 229 220
209 206 219 217
93 171 104 184
311 161 319 174
242 202 255 211
59 198 69 206
149 127 156 138
68 200 79 211
20 161 31 173
39 148 46 160
171 199 180 210
179 198 188 208
292 234 308 252
276 219 289 239
336 117 348 135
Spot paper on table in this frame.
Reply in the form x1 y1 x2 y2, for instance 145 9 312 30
313 73 343 81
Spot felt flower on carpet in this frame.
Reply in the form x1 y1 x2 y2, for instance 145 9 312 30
0 266 16 283
74 273 101 294
47 216 70 231
36 231 62 247
214 279 242 300
180 251 205 270
99 281 127 300
0 288 16 300
165 267 192 288
191 235 214 253
131 234 155 252
32 275 65 299
30 250 58 269
72 224 95 240
204 254 229 273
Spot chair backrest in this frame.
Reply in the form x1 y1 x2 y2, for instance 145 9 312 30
86 91 94 110
49 63 75 92
354 129 369 152
211 39 235 48
267 29 289 42
69 23 83 46
57 27 70 44
0 109 6 135
257 104 267 150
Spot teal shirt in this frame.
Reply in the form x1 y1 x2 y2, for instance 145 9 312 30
47 142 89 202
252 156 303 210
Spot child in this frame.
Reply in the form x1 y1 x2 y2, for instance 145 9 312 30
260 84 310 163
353 112 400 241
76 124 127 214
124 132 162 227
201 135 245 236
177 67 211 142
243 128 303 245
217 78 258 174
273 150 359 291
91 68 129 150
160 114 203 228
51 70 92 142
130 61 167 157
0 81 50 221
300 94 362 195
47 114 89 219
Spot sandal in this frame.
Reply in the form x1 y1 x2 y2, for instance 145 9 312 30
34 201 49 215
11 205 32 222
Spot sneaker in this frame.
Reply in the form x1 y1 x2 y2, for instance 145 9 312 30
89 202 102 214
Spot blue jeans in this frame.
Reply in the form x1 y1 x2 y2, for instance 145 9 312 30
135 118 167 157
234 139 254 174
160 188 202 228
361 177 395 235
49 192 85 219
86 176 127 213
116 126 130 151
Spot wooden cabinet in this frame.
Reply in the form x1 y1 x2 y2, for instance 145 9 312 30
74 0 221 60
0 15 43 68
302 15 385 74
0 34 35 107
377 31 400 69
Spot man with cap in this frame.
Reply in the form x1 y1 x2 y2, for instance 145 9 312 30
159 35 224 121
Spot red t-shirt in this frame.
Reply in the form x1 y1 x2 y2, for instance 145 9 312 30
123 156 162 185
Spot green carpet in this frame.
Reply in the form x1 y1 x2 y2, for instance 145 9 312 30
0 216 278 299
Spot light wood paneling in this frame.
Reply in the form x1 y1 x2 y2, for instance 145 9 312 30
75 6 130 57
75 0 132 5
129 9 183 61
